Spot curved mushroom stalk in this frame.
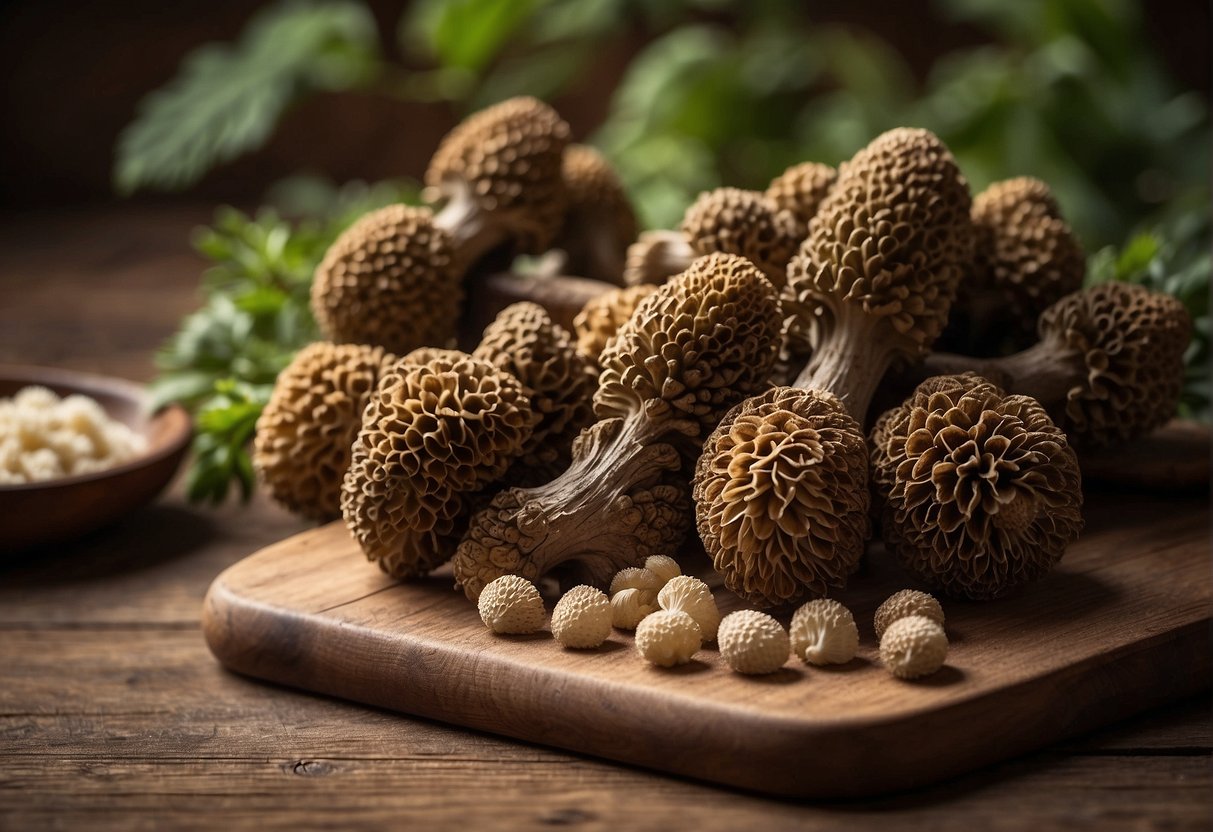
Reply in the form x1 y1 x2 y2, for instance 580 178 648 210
451 252 784 600
553 144 638 286
906 282 1192 446
454 414 690 598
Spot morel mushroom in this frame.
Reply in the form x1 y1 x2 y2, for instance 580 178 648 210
635 610 701 667
717 610 790 675
873 589 944 640
623 230 696 287
870 373 1084 600
622 188 800 287
451 253 784 599
880 615 948 679
572 284 659 365
694 387 870 607
553 144 638 285
473 301 596 485
478 575 546 635
551 585 612 648
311 205 460 353
944 176 1085 354
341 351 534 580
913 282 1192 447
253 341 396 520
764 161 837 239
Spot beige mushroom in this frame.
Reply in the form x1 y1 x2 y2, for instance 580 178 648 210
478 575 546 635
873 590 944 640
880 615 948 679
657 576 720 642
764 161 837 239
635 609 702 667
551 585 612 648
717 610 791 675
790 598 858 666
610 588 659 630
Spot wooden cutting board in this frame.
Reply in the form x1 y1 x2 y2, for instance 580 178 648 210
203 487 1211 799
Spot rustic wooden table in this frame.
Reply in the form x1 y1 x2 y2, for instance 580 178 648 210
1 206 1209 830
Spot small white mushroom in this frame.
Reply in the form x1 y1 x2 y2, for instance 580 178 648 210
880 615 949 679
551 585 612 648
611 587 658 630
635 610 702 667
643 555 681 586
717 610 790 675
609 566 662 595
790 598 858 665
874 589 945 640
657 575 721 642
477 575 546 635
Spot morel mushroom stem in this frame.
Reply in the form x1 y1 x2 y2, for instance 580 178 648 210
792 307 895 423
920 345 1080 418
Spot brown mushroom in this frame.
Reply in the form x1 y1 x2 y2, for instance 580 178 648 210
341 350 535 580
870 373 1084 600
552 144 638 285
571 284 659 366
451 253 783 599
764 161 837 239
253 341 397 520
910 282 1192 446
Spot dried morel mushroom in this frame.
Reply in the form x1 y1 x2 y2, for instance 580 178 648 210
254 341 397 521
473 301 596 484
572 284 659 365
635 610 701 667
880 615 948 679
945 177 1085 354
764 162 837 239
717 610 790 675
342 351 534 580
311 205 461 353
784 127 973 420
622 230 696 287
694 387 870 607
478 575 546 635
553 144 638 285
919 282 1192 447
551 585 612 648
425 96 571 268
871 373 1084 600
873 589 944 640
452 253 783 599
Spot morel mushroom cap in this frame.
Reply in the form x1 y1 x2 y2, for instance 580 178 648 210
473 301 596 481
765 162 838 238
254 341 396 521
694 387 870 607
790 598 859 666
311 204 460 353
785 128 972 418
426 96 571 257
880 614 948 679
595 252 784 447
657 575 720 642
572 284 659 365
717 610 791 675
341 351 534 579
551 585 612 648
555 144 638 284
873 589 945 640
680 188 801 287
622 230 696 287
635 609 702 667
871 373 1084 600
478 575 546 635
610 588 658 630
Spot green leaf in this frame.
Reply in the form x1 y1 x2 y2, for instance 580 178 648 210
403 0 540 74
114 0 380 194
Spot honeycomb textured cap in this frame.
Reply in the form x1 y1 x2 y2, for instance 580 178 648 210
790 598 859 665
610 566 662 596
694 387 870 607
560 144 638 249
718 610 790 674
595 253 783 440
787 127 973 356
657 575 720 641
635 609 702 666
1038 282 1192 446
870 373 1084 600
340 351 534 579
967 177 1084 329
880 615 948 679
765 162 837 238
474 302 596 473
478 575 546 634
610 588 658 630
254 342 396 521
680 188 801 287
311 205 460 353
874 589 944 639
425 96 571 254
643 555 681 586
550 585 612 648
573 284 659 364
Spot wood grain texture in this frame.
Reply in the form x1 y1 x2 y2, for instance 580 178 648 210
203 490 1212 798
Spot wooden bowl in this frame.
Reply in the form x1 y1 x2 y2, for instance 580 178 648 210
0 365 192 551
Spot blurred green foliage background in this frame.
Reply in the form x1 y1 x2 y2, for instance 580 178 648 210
116 0 1211 501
